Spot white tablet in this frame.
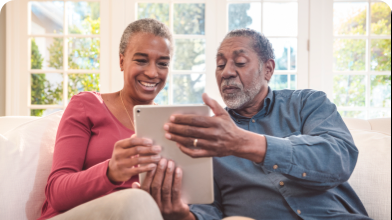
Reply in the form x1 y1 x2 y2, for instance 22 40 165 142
133 105 214 205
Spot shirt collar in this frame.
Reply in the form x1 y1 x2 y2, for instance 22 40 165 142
226 87 274 120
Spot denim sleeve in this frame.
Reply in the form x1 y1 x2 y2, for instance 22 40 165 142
262 91 359 191
190 180 223 220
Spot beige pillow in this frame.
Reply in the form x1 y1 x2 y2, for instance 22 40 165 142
349 129 391 220
0 111 63 220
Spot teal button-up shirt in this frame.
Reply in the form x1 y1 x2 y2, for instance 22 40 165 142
190 88 371 220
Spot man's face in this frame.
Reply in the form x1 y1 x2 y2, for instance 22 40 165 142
216 37 270 110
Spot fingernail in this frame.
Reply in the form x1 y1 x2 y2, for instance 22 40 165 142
144 139 153 146
152 155 161 161
168 161 174 171
149 164 157 169
152 145 161 152
163 124 169 131
165 133 172 140
176 167 181 175
170 116 175 122
160 159 167 168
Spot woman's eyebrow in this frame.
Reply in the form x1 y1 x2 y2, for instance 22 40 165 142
133 53 148 58
159 56 171 60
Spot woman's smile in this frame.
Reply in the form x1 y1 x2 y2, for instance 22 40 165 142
137 80 161 92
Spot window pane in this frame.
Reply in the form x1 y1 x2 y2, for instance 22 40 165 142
30 1 64 34
31 109 63 117
174 4 205 35
31 73 63 105
154 82 169 105
138 3 170 27
333 75 366 107
371 2 391 35
334 2 367 36
31 38 63 70
371 75 391 108
68 38 100 70
290 75 297 90
67 2 100 34
334 39 366 71
263 3 298 36
270 75 288 90
228 3 261 32
369 110 391 119
174 39 205 71
269 38 297 71
68 74 100 99
371 39 391 71
173 74 205 104
339 111 367 119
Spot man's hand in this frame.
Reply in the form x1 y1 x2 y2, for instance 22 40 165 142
136 159 196 220
164 93 267 163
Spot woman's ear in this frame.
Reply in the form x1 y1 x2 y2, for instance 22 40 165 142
264 59 275 82
119 54 125 71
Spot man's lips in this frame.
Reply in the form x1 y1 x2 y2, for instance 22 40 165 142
222 86 241 94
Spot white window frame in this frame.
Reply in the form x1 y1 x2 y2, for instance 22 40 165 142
7 0 310 116
219 0 310 91
309 0 391 119
6 0 110 116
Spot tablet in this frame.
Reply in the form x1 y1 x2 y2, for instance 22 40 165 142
133 105 214 205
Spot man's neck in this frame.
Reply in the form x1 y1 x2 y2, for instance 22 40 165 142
233 86 269 118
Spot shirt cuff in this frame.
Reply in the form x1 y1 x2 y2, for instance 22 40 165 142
101 159 125 187
262 135 294 174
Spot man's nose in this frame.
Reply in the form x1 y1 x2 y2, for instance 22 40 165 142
144 63 159 78
221 62 237 79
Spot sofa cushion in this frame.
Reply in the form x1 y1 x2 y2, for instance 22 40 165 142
0 111 63 220
348 129 391 220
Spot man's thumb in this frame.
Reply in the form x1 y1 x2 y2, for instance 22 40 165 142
202 93 227 116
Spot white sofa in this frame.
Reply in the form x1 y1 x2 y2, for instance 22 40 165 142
0 113 391 220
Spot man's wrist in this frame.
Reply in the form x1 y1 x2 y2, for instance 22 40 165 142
234 129 267 163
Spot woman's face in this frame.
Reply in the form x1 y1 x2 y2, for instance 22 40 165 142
120 33 171 103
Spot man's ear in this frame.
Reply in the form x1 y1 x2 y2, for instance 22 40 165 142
119 54 125 71
264 59 275 82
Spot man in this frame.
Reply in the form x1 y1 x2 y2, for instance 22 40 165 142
138 29 371 220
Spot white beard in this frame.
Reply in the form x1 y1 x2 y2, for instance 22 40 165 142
221 72 263 110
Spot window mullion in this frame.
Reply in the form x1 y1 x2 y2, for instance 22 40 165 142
366 0 371 119
63 1 68 107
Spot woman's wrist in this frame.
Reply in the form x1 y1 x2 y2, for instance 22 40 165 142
183 212 197 220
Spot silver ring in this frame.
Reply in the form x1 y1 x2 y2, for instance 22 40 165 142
193 139 198 148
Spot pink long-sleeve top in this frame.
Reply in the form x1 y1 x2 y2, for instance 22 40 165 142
39 92 137 220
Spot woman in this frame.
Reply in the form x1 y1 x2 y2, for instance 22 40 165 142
38 18 172 220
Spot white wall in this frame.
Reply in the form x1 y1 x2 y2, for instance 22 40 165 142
0 4 6 116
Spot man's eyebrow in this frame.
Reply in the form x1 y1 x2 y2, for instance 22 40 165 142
233 49 247 56
216 53 225 59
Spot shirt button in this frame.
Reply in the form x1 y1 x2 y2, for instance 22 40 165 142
302 173 307 177
279 181 285 186
297 210 302 215
273 165 279 170
252 119 256 123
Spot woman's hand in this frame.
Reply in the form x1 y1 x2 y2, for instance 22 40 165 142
136 159 196 220
107 135 162 183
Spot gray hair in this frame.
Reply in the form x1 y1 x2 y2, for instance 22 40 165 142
119 18 173 56
224 29 275 63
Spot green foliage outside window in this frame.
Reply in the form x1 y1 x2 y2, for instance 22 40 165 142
334 3 391 118
31 3 100 116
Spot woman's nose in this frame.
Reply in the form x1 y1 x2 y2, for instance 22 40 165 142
144 64 159 78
